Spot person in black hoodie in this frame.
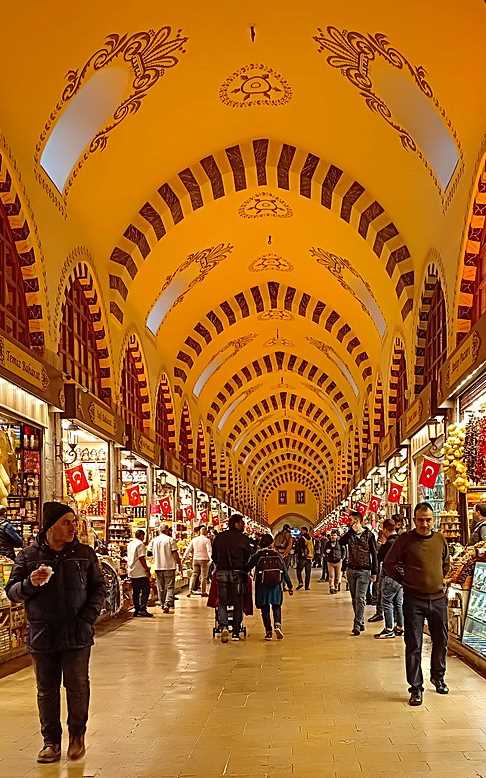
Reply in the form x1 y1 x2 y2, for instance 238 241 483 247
374 518 403 639
340 511 378 635
6 502 105 764
323 530 343 593
211 513 251 643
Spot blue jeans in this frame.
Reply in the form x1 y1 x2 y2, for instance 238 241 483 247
382 575 404 631
347 569 371 629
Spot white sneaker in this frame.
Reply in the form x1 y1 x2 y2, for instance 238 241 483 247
275 625 284 640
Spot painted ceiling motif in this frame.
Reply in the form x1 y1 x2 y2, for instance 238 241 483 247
2 3 484 523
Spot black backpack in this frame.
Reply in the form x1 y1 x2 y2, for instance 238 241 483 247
256 549 283 587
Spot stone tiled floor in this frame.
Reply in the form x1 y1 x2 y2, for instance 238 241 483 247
1 571 486 777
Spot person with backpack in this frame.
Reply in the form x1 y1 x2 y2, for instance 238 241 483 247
323 529 343 593
471 503 486 544
295 527 314 590
247 533 293 640
340 511 378 635
0 508 23 560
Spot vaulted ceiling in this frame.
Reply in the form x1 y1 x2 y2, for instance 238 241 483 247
1 2 485 521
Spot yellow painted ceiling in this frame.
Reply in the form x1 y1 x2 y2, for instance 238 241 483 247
1 1 486 520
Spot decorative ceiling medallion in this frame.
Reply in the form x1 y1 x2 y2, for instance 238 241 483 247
258 310 293 321
313 26 463 208
219 64 292 108
239 192 292 219
249 253 294 273
35 27 187 198
264 336 294 348
310 247 386 338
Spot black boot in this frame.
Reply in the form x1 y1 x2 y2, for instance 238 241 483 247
409 688 423 706
431 678 449 695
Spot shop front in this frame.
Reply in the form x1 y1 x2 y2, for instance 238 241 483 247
0 334 63 663
439 313 486 669
198 476 214 526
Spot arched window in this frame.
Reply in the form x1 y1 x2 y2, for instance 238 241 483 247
121 348 144 432
472 227 486 325
424 282 447 385
396 350 408 419
0 200 30 347
60 278 102 397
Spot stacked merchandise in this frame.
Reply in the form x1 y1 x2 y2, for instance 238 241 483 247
0 555 27 662
1 424 41 544
464 414 486 487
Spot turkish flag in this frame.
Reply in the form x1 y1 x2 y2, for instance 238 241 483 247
387 482 404 504
368 495 381 514
126 484 142 507
184 505 194 520
419 458 441 489
200 510 208 523
160 497 172 517
355 501 368 517
65 464 89 494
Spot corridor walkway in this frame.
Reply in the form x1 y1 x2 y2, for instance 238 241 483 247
1 573 486 778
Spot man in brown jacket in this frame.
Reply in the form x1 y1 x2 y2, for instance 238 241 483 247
384 502 450 707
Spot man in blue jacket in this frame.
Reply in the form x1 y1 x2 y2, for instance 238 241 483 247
6 502 105 764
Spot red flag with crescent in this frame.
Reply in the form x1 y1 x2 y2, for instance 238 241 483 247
160 497 172 517
65 464 89 495
200 510 208 523
387 482 404 504
126 484 142 507
419 458 441 489
184 505 195 520
368 495 381 514
355 501 368 517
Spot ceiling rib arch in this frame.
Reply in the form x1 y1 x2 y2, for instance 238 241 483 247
246 439 332 484
243 432 334 477
108 138 414 326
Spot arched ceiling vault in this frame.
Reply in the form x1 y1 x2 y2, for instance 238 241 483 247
1 4 485 518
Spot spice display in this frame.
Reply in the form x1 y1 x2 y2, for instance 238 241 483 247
464 414 486 485
442 421 468 493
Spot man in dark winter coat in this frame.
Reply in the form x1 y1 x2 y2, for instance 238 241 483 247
340 511 378 635
6 502 105 764
211 514 252 643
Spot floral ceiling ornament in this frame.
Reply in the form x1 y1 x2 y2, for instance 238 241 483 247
239 191 292 219
310 247 386 337
35 27 187 197
258 310 293 321
249 253 294 272
219 63 292 108
313 26 463 207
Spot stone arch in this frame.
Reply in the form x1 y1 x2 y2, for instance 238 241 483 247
155 372 176 451
246 439 332 482
218 450 227 490
119 329 151 425
0 148 47 348
108 138 414 325
58 260 113 403
196 421 208 476
414 263 448 395
373 377 385 443
388 336 408 425
178 401 194 465
253 454 326 492
208 439 218 482
455 154 486 343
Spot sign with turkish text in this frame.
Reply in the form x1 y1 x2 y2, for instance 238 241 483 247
439 312 486 402
0 335 49 391
65 464 89 494
379 423 399 463
387 481 404 504
63 384 125 445
418 458 441 489
163 450 184 478
400 381 435 442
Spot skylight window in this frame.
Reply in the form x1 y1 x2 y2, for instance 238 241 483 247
372 57 459 190
40 67 129 193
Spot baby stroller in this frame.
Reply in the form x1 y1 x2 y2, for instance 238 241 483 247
207 572 252 639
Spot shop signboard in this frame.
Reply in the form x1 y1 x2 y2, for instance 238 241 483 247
63 384 125 445
163 449 184 479
400 382 435 442
202 476 215 496
0 334 64 409
379 423 399 463
185 465 202 490
130 428 159 467
439 313 486 403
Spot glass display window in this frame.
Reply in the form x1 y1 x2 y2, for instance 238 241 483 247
61 420 109 547
0 415 42 544
112 451 150 562
462 561 486 658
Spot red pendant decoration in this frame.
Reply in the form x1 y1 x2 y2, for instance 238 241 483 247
65 464 89 494
418 458 441 489
387 482 404 504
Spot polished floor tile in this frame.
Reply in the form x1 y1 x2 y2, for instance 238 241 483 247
0 571 485 778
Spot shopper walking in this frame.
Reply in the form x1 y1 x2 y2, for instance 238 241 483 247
211 514 252 642
295 527 314 590
471 503 486 544
184 525 212 597
127 530 153 617
6 502 105 763
340 511 378 635
385 502 450 706
374 519 403 639
273 523 293 567
247 533 293 640
0 508 23 560
323 530 343 593
149 525 183 614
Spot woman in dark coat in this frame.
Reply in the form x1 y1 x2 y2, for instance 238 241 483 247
247 533 293 640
